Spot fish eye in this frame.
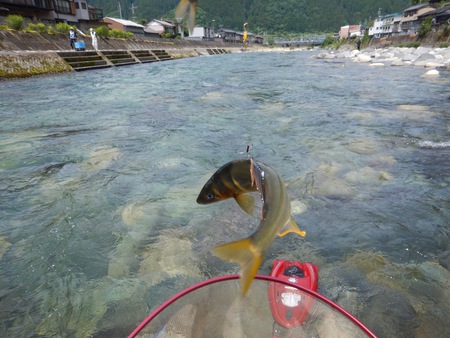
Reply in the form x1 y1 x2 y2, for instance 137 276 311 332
207 192 215 200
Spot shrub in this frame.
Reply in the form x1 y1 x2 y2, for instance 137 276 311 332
24 23 38 32
96 26 109 38
37 23 47 33
55 22 71 34
401 42 421 48
47 26 56 34
6 15 24 30
109 28 133 39
161 32 175 39
321 35 335 47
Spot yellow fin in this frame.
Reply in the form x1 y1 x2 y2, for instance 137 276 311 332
175 0 197 34
278 218 306 237
213 238 263 296
175 0 189 18
235 194 255 217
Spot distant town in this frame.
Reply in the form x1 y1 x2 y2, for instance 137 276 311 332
0 0 449 46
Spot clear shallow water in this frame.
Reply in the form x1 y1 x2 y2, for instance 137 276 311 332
0 51 449 337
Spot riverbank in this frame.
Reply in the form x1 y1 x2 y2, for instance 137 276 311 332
315 45 450 78
2 29 450 79
0 30 272 79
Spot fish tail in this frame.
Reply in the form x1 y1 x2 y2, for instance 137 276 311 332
175 0 197 34
213 238 263 296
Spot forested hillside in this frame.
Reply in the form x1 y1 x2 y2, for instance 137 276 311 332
89 0 412 33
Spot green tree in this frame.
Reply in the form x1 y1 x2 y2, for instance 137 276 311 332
418 16 432 38
88 0 412 33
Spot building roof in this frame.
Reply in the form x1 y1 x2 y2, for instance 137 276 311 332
404 3 435 13
428 3 450 17
383 13 402 19
151 19 176 28
103 17 144 28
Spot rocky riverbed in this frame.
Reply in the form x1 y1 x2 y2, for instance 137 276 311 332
315 46 450 77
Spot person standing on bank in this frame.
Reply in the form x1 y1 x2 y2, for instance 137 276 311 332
356 37 361 51
90 28 98 51
68 27 77 50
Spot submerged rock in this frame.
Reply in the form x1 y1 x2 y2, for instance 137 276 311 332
138 232 203 286
421 69 440 78
344 167 393 185
0 236 11 259
291 200 308 215
81 147 121 171
303 162 354 197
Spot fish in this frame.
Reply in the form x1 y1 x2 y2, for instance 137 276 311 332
175 0 197 35
197 159 259 217
197 158 306 295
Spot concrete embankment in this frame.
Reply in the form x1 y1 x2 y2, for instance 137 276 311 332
0 30 254 79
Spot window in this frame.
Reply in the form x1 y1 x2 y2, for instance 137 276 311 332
81 2 87 9
75 2 79 9
54 0 71 14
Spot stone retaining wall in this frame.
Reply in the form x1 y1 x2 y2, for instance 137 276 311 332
369 31 450 48
0 30 244 52
0 30 249 78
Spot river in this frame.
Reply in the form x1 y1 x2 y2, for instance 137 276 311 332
0 50 449 337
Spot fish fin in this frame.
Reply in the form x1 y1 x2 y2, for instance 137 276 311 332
175 0 197 35
250 158 265 194
235 194 258 217
213 238 263 296
278 218 306 237
175 0 190 19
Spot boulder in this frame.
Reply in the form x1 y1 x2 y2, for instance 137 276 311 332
356 54 372 62
401 53 417 62
413 53 437 66
424 62 445 68
391 60 405 66
421 69 440 78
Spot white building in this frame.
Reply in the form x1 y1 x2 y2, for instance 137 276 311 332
189 26 214 39
74 1 90 21
369 16 384 37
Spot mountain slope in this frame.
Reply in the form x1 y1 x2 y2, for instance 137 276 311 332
90 0 411 32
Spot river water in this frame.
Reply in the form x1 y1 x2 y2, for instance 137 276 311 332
0 50 449 337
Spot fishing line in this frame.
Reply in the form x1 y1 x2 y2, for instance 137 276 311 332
235 144 253 158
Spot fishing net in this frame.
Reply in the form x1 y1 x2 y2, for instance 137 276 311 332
129 275 376 338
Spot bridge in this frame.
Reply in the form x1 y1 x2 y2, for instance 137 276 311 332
274 35 326 47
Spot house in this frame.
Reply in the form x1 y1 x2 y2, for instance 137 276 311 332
189 26 214 40
339 25 362 39
418 3 450 29
0 0 103 29
400 3 436 35
103 17 144 35
433 3 450 26
215 28 239 43
253 34 264 44
369 16 384 37
381 13 403 36
144 19 181 37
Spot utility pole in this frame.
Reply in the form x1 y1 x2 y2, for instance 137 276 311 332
118 2 122 19
130 3 138 22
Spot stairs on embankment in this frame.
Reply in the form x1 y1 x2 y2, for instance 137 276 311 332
57 49 173 71
56 51 110 71
206 48 229 55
